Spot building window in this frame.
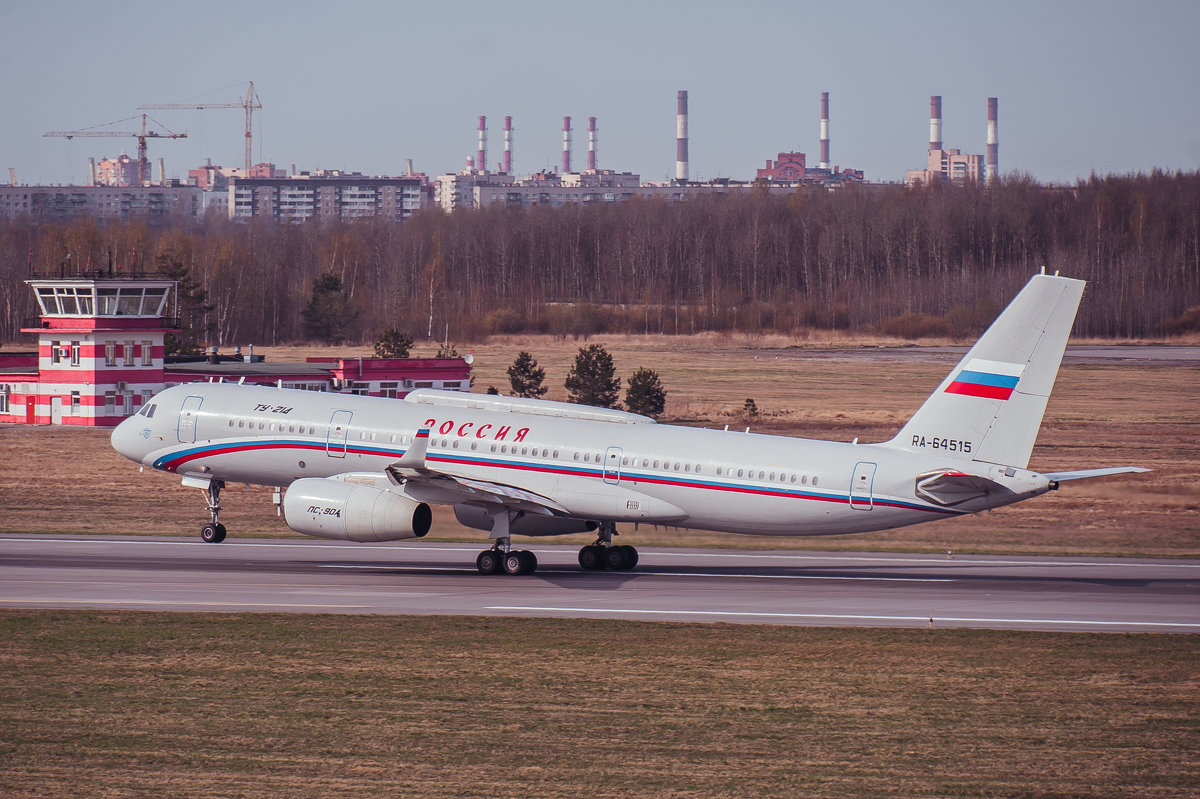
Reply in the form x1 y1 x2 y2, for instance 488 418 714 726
50 341 62 364
70 342 81 367
70 391 81 413
123 341 135 366
141 341 153 366
380 382 398 399
104 391 116 413
0 387 8 414
105 341 117 367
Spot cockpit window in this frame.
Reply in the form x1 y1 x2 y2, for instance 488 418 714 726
137 403 156 418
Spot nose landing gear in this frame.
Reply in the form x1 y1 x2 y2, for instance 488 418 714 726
198 480 227 543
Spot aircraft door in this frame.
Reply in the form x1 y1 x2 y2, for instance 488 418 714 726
327 410 353 458
603 446 623 485
178 396 203 443
849 461 877 511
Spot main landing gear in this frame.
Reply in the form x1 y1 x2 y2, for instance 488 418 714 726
578 521 639 571
199 480 227 544
475 509 537 575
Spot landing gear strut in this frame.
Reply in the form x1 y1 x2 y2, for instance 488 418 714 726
199 480 227 544
475 509 537 575
578 521 638 571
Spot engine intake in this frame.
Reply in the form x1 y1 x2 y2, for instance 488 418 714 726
283 478 432 542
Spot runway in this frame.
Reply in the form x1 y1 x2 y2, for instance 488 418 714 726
1 535 1197 632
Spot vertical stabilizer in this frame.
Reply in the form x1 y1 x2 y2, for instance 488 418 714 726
886 273 1085 468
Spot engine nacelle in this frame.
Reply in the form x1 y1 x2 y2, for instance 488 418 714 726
454 504 598 537
284 478 432 542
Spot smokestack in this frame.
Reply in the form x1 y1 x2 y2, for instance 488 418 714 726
157 157 165 184
477 115 487 173
986 97 998 183
819 92 830 170
587 117 597 171
503 116 513 174
88 157 96 187
675 90 689 182
929 95 943 152
562 116 572 173
405 158 414 176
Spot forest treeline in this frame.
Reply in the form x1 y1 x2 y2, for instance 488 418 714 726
1 171 1198 346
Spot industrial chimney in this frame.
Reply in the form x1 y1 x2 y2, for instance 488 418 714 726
88 157 96 187
562 116 572 174
503 116 513 174
587 117 597 171
930 96 943 152
477 116 487 173
819 92 830 169
157 157 165 185
986 97 998 183
675 90 689 182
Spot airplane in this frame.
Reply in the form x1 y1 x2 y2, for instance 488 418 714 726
111 272 1146 576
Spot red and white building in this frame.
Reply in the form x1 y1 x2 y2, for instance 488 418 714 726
0 276 471 426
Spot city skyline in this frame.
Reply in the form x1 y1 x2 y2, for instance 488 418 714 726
3 0 1197 187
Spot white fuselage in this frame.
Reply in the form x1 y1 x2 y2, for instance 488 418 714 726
113 382 1052 539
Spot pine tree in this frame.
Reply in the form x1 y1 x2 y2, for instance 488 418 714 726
564 343 621 408
302 273 360 344
373 328 413 358
507 351 547 398
624 367 666 418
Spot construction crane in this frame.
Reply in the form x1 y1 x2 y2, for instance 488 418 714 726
43 114 186 185
140 81 261 173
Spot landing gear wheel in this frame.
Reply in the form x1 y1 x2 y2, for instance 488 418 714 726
605 545 639 571
476 549 503 575
200 522 226 544
503 550 537 576
578 544 606 570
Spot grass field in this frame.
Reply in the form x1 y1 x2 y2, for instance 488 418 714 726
2 335 1196 556
1 611 1197 798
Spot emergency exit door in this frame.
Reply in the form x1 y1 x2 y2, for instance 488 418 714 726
849 461 877 510
327 410 353 458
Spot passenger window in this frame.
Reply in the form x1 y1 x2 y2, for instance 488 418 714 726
238 420 245 428
491 444 497 453
813 477 819 486
471 442 477 451
769 472 775 481
452 440 459 449
228 419 234 427
553 450 559 459
716 467 722 475
684 464 690 472
696 466 702 474
653 460 659 469
573 453 579 461
737 469 744 478
642 459 649 468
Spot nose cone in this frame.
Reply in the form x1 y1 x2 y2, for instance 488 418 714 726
111 414 152 465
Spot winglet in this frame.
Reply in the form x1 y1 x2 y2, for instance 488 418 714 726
391 427 430 472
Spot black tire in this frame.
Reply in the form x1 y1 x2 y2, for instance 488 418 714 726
213 523 227 544
578 545 604 570
518 550 538 575
604 545 629 570
503 551 525 576
619 545 638 570
201 523 222 544
476 550 503 575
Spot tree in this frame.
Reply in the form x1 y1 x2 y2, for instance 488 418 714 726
154 255 214 356
507 351 547 398
564 343 621 408
373 328 413 358
302 273 360 344
624 367 666 418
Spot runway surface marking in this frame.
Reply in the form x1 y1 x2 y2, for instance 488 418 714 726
0 598 371 609
488 606 1200 629
6 537 1198 570
317 563 954 582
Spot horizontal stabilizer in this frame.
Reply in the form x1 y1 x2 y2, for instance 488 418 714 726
1044 466 1150 482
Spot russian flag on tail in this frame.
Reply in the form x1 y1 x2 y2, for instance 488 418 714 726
945 358 1024 400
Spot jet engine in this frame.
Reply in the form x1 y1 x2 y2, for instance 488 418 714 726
454 504 598 536
283 478 432 542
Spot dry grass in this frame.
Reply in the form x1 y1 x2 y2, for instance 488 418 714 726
1 338 1196 556
1 611 1197 798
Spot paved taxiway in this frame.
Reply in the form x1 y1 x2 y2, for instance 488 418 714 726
2 535 1197 632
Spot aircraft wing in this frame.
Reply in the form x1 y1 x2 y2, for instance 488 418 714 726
1044 466 1150 482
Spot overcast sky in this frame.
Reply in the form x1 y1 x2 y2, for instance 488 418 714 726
3 0 1196 186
